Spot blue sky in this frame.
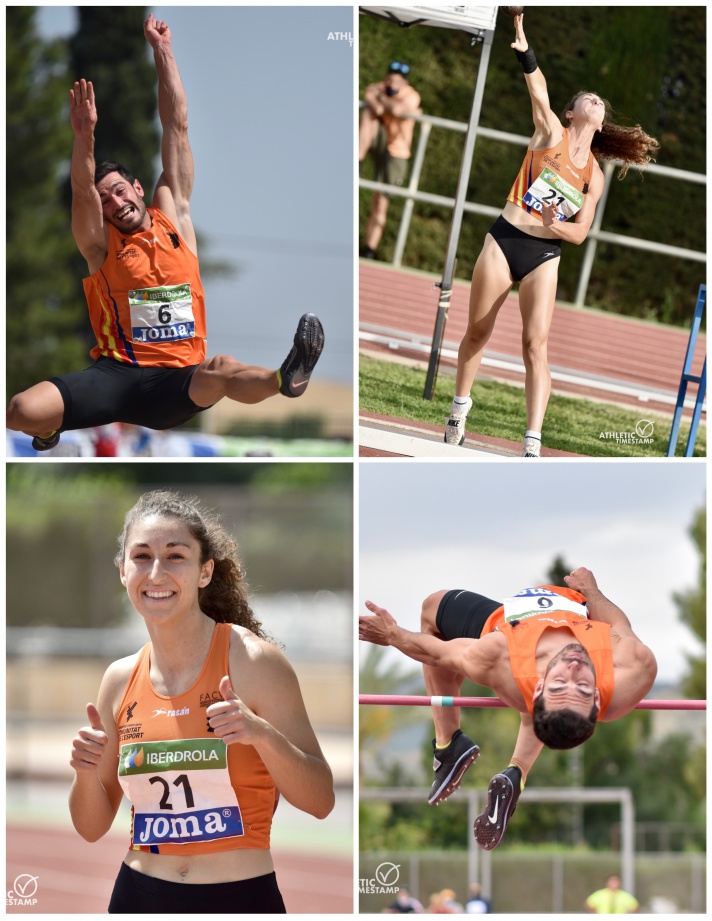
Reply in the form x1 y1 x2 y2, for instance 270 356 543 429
360 461 706 685
37 5 354 384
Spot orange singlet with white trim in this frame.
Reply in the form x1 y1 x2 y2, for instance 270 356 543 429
83 207 207 368
507 129 595 222
116 622 276 855
481 585 614 718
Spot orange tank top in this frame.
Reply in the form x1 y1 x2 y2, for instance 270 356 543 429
83 207 207 368
481 585 614 718
116 622 275 855
507 129 594 223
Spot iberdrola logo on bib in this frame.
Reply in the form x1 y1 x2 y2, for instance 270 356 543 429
120 738 227 776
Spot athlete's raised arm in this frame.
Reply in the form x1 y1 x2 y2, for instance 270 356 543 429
69 79 108 268
144 13 197 250
359 600 495 684
511 14 562 150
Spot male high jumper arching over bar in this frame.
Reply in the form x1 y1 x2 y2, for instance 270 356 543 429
359 567 657 849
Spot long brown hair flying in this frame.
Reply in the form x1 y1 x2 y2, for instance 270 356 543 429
562 92 660 178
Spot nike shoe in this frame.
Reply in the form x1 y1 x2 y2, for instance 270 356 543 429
523 435 541 457
278 314 325 398
444 397 473 446
32 431 61 451
473 765 522 850
428 729 480 805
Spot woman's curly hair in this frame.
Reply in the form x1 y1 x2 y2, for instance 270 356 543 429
115 490 268 639
562 92 660 178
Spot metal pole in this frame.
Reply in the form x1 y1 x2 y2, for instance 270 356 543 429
574 160 616 307
621 790 635 896
393 121 432 267
423 28 494 400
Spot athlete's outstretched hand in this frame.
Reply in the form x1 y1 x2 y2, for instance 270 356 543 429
69 79 97 138
144 13 172 50
70 702 108 773
510 14 527 52
206 676 266 745
359 600 398 647
564 567 599 596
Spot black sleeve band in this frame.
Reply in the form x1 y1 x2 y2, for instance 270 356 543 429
515 46 538 74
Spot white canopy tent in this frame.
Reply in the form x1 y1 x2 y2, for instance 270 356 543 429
360 6 499 398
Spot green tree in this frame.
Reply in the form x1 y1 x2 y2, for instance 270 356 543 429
674 506 706 699
6 7 86 395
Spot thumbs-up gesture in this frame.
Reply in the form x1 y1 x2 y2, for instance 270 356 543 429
70 703 109 773
206 676 264 745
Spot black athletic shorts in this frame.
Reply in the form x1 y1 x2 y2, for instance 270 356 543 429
488 214 561 282
49 356 209 431
436 590 501 640
107 863 286 914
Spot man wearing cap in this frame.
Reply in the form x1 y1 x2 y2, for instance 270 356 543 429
359 62 421 258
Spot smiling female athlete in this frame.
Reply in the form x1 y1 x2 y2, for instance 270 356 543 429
69 490 334 913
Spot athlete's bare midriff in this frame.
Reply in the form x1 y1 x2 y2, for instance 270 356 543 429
501 201 560 240
124 845 274 884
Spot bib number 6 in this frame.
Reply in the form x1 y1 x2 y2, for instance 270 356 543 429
158 305 172 324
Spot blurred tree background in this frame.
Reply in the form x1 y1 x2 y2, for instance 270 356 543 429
6 462 353 629
359 7 706 326
359 515 706 853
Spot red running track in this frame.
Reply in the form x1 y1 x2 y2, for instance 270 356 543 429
6 824 353 914
360 261 706 412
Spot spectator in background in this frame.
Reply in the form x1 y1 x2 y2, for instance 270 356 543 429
359 62 421 259
383 885 424 913
427 888 464 913
585 875 639 913
465 882 491 913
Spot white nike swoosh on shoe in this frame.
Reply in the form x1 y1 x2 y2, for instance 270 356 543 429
488 798 499 824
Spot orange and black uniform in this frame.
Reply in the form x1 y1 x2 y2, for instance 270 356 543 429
107 622 285 914
84 208 207 368
49 208 210 433
487 129 595 282
435 585 614 719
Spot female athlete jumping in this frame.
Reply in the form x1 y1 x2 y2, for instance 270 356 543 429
444 13 659 455
69 490 334 913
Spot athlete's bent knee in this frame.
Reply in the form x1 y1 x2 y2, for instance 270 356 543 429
7 392 31 431
202 353 245 378
421 590 449 633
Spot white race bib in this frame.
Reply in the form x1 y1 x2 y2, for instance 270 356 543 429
522 168 585 221
118 737 244 848
128 283 196 344
503 587 588 623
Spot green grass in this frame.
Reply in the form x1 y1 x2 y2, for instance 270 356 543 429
360 356 706 458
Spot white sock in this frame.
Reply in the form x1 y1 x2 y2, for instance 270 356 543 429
524 430 541 441
453 395 470 406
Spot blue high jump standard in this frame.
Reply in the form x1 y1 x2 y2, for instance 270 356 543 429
667 284 706 457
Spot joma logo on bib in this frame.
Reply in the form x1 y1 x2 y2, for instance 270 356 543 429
135 806 244 845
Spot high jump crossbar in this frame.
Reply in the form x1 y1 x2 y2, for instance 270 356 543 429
359 694 706 711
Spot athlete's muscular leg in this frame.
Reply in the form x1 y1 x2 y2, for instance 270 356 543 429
517 258 559 433
189 354 279 408
6 381 65 437
421 591 466 746
364 192 390 252
455 235 514 396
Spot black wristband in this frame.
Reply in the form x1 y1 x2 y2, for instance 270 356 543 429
515 46 538 74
